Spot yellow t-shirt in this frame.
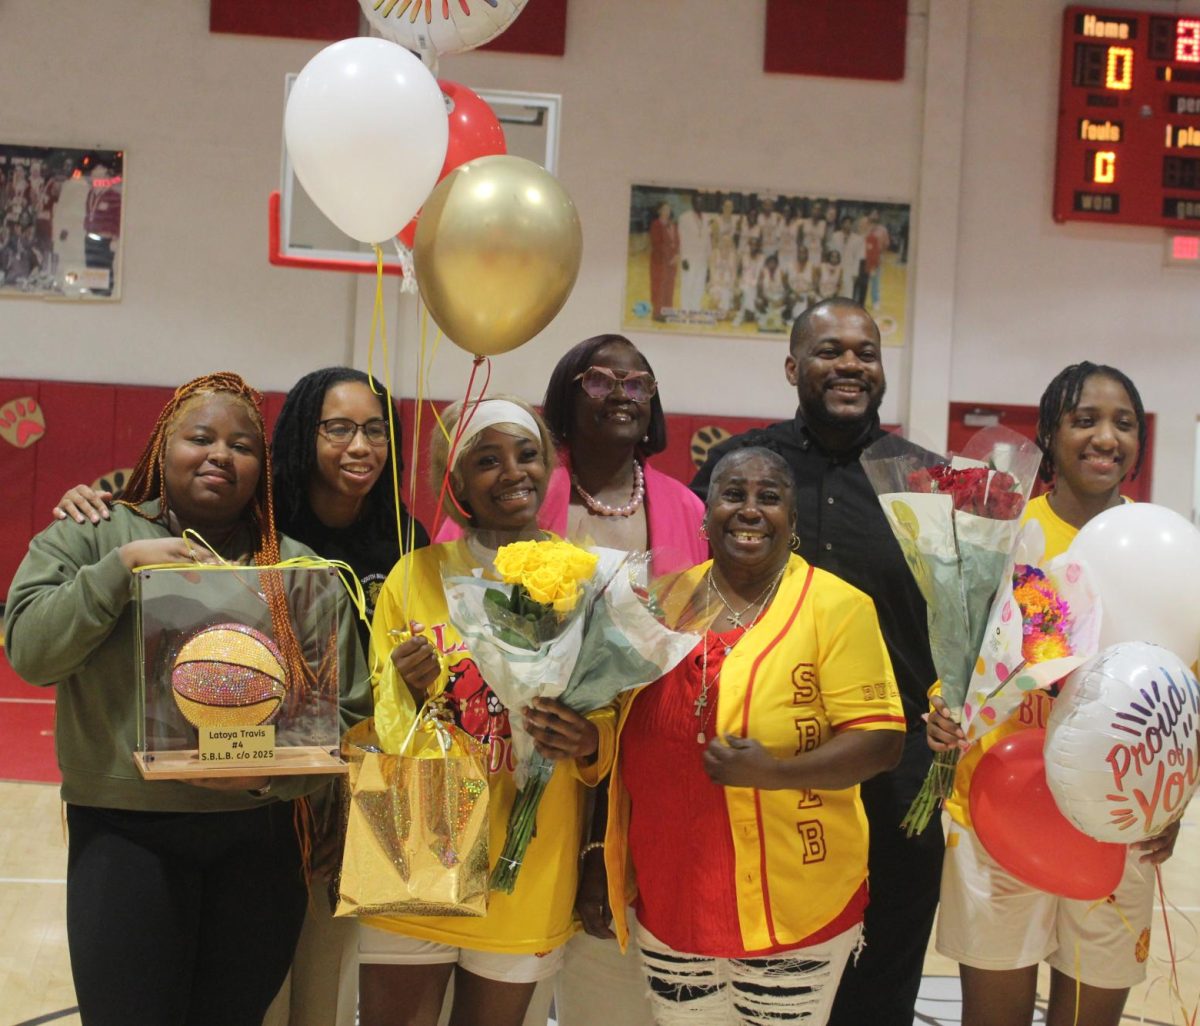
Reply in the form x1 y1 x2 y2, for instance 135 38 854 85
945 493 1083 827
606 555 906 952
364 543 614 954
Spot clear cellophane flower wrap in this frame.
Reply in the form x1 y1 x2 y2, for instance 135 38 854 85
959 519 1101 745
334 705 490 918
442 543 713 894
860 426 1044 835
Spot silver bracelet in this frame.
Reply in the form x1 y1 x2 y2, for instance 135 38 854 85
578 840 605 861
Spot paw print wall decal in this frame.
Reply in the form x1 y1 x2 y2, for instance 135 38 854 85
690 425 731 469
0 396 45 449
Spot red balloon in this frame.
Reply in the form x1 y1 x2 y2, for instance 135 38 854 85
396 80 506 249
970 729 1126 901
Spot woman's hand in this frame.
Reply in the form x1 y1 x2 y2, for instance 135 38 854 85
118 537 216 571
703 735 779 789
389 622 441 693
925 695 968 753
1134 818 1182 865
53 484 112 524
524 698 599 761
575 848 614 939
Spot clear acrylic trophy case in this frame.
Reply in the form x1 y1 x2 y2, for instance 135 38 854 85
134 564 346 779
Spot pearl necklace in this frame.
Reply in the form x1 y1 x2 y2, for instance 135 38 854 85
694 566 784 744
571 460 645 518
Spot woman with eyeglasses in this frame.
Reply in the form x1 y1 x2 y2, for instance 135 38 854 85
545 335 707 1026
270 367 429 648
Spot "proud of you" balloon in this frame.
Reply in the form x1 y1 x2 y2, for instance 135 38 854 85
1045 641 1200 843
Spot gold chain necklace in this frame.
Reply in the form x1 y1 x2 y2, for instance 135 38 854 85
694 566 784 744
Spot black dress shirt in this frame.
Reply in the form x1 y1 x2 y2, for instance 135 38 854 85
691 411 937 730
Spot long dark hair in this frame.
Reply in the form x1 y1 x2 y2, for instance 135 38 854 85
540 334 668 458
271 367 407 543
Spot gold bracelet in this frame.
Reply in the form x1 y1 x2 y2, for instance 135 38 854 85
578 840 605 861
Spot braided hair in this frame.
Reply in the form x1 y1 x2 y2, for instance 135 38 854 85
1035 362 1147 483
271 367 404 547
117 371 318 703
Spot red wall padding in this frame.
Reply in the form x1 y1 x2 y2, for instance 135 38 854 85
764 0 907 81
479 0 567 56
209 0 361 42
0 378 779 600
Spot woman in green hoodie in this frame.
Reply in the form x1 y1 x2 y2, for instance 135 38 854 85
5 371 370 1026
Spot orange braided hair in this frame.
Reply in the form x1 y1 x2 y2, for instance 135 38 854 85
118 371 323 707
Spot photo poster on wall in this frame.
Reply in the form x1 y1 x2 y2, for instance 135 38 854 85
623 184 910 347
0 144 124 301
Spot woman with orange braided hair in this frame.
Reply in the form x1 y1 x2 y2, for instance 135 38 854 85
4 372 371 1026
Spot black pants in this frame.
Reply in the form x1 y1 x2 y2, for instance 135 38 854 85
66 802 308 1026
828 731 944 1026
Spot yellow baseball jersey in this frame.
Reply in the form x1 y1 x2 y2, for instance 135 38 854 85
606 554 905 953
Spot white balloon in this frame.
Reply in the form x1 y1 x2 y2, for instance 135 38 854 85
1068 502 1200 666
285 38 449 244
360 0 529 62
1046 642 1200 843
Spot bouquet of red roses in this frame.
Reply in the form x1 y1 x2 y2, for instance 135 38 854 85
861 427 1043 834
906 464 1025 520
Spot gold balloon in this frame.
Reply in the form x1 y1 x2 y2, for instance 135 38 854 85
414 155 583 357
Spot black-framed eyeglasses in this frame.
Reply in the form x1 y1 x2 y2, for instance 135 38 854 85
573 366 658 403
316 418 389 447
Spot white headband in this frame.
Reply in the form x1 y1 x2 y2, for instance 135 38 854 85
452 400 541 468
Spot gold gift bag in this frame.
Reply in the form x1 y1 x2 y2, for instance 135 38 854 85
334 715 490 918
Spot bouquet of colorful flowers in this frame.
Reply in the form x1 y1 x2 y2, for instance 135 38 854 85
860 426 1044 835
442 538 710 893
959 519 1101 745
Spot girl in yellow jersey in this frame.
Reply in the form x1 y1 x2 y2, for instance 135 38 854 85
358 397 614 1026
928 363 1181 1026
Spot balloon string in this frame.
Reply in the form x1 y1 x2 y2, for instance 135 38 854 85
1072 891 1143 1026
1156 865 1199 1026
431 355 491 536
365 245 405 555
400 299 435 620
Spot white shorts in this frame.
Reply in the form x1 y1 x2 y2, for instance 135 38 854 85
357 927 566 985
936 818 1155 989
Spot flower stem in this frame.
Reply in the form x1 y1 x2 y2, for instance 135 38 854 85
489 756 554 894
900 748 962 837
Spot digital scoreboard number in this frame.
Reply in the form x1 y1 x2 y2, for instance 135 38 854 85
1054 6 1200 227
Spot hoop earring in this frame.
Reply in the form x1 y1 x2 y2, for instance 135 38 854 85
790 531 801 550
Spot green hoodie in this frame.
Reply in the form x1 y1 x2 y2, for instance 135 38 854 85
4 501 372 811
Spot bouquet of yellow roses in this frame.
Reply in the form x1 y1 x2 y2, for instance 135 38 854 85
442 538 707 893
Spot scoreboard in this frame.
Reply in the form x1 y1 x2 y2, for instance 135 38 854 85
1054 5 1200 227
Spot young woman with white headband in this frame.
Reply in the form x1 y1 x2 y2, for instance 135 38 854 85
357 396 615 1026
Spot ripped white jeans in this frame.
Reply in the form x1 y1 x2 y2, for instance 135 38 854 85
632 916 862 1025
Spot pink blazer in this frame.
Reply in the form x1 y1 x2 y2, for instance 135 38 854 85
434 462 708 574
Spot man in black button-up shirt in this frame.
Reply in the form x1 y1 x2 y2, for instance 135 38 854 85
692 298 941 1026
